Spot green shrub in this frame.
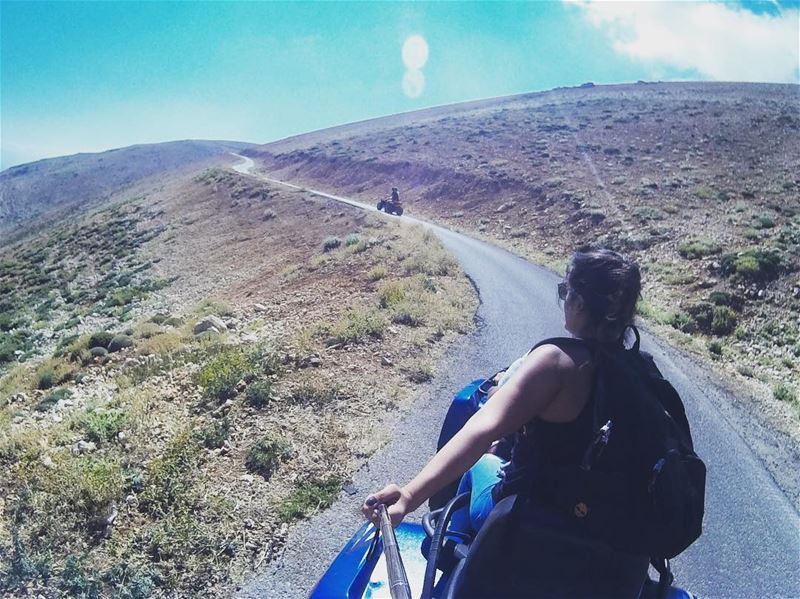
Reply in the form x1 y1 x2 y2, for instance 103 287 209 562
707 340 723 355
54 334 80 356
0 333 23 363
326 308 386 345
322 237 341 252
35 387 72 412
720 249 782 283
751 214 775 229
667 311 695 334
378 280 406 309
197 417 230 449
76 458 125 516
245 436 292 479
245 380 272 408
367 265 387 281
83 410 127 443
737 364 755 378
90 346 109 358
345 233 361 246
678 239 721 259
100 563 156 599
106 287 140 307
0 312 20 332
634 206 664 221
34 359 73 390
390 301 427 327
61 555 101 598
773 384 796 403
108 334 133 353
708 290 742 310
140 431 201 515
287 382 343 406
279 478 342 522
88 332 114 349
711 306 737 336
403 359 434 383
197 348 255 401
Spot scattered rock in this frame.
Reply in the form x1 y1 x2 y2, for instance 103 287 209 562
73 440 97 455
213 399 234 417
244 518 256 529
299 354 322 368
253 303 268 313
194 316 228 335
125 494 139 508
381 356 393 366
40 455 56 469
239 474 255 483
343 482 358 496
242 333 258 343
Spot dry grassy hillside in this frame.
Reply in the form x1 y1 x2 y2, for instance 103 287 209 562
247 81 800 423
0 168 476 597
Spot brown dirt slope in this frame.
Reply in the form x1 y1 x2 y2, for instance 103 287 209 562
0 168 476 597
247 81 800 427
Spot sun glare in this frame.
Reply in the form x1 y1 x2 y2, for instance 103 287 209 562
402 35 429 70
402 69 425 99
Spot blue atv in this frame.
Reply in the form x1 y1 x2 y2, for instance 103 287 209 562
310 377 697 599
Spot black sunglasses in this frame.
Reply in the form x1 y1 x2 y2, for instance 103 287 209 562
557 281 569 301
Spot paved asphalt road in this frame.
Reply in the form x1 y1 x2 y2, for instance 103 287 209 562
231 155 799 599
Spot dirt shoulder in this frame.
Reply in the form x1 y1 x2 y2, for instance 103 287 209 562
0 168 477 597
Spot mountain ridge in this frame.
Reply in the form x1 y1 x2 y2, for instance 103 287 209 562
0 139 256 243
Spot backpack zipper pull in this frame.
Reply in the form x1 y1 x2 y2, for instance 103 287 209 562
581 420 613 471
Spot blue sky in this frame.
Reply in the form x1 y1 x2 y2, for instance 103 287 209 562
1 1 798 169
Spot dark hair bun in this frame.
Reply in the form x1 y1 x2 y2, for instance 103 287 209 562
567 249 642 338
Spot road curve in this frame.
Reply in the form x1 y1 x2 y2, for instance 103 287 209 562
231 155 800 599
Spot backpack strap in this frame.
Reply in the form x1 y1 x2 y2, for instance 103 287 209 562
651 557 674 599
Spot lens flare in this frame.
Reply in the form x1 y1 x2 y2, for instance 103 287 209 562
402 35 429 70
402 69 425 99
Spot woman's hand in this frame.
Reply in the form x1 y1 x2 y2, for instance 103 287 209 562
361 484 413 528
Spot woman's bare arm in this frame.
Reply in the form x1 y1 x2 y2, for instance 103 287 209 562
363 344 567 524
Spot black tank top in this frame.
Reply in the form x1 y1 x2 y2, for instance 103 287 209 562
494 390 595 501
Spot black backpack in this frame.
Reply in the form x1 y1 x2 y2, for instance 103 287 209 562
523 328 706 591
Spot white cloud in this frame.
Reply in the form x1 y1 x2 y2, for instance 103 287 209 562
566 0 800 83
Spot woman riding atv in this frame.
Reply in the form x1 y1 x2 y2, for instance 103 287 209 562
362 249 650 590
